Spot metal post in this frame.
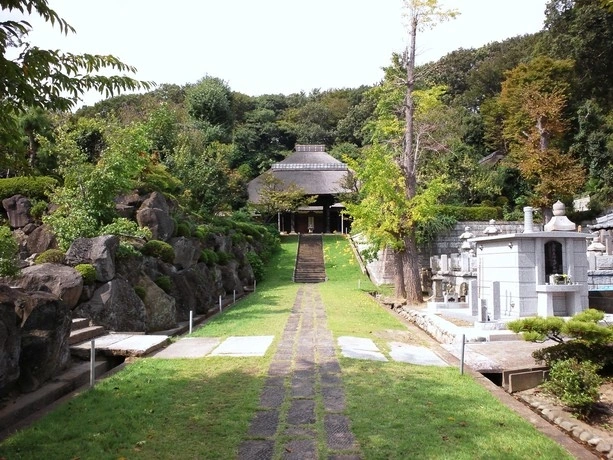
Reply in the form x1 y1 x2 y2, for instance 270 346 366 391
460 334 466 375
233 290 236 304
90 339 96 388
254 280 256 292
219 295 222 313
189 310 193 334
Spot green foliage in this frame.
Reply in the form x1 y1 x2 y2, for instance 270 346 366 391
543 358 602 417
134 285 146 300
0 226 19 277
175 221 192 237
140 240 175 264
433 205 502 221
74 263 96 285
248 171 316 221
0 0 152 149
246 252 264 282
116 241 141 259
154 276 172 294
532 342 613 370
99 218 152 239
0 176 57 201
216 251 230 265
34 248 65 265
508 316 566 343
42 120 151 249
29 199 48 220
200 248 218 266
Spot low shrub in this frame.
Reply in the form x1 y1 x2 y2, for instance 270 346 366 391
134 285 146 300
246 252 264 282
155 275 172 293
0 226 19 277
0 176 57 201
532 342 613 373
435 205 501 221
29 199 48 220
140 240 175 264
74 263 96 285
200 248 218 266
34 249 65 265
216 251 230 265
176 221 192 238
116 241 142 259
543 358 602 417
99 218 152 240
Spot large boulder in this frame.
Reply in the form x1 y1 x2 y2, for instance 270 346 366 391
15 289 71 393
138 274 176 332
136 192 174 241
12 264 83 309
170 237 201 270
114 192 143 220
169 264 220 320
219 259 244 295
65 235 119 282
74 279 146 332
25 225 58 255
2 195 32 228
0 286 21 395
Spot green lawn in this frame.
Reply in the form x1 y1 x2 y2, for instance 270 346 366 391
0 234 574 459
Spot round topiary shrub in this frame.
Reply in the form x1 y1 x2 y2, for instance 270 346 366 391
176 221 192 237
134 285 146 300
155 275 172 293
34 249 65 265
74 263 96 285
216 251 230 265
140 240 175 264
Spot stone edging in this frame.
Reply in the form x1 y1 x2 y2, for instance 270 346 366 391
517 391 613 458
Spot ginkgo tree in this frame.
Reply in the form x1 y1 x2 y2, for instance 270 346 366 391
0 0 153 148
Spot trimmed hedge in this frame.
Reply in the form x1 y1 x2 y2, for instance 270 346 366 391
140 240 175 264
434 205 502 221
34 249 65 265
0 176 57 200
74 263 96 285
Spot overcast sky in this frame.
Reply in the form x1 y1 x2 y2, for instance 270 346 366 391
19 0 549 106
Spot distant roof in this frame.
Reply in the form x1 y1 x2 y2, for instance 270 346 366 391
247 144 352 203
589 213 613 231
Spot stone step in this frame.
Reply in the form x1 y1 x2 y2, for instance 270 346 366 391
70 333 170 359
68 325 106 345
71 318 90 330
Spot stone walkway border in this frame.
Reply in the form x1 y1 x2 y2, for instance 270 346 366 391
238 284 361 459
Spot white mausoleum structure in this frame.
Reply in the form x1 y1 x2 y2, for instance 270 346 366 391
470 202 588 318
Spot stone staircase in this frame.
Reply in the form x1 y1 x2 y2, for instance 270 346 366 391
293 233 326 283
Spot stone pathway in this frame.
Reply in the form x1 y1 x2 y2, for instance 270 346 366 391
238 284 361 460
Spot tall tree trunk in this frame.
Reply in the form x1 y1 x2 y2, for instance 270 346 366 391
394 250 407 300
398 12 423 303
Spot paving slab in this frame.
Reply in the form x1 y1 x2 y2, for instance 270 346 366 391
103 335 170 357
209 336 274 357
151 337 221 359
338 336 387 362
389 342 449 367
441 340 546 372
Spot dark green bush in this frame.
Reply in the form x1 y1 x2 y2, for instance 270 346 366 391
532 342 613 373
434 205 502 221
34 249 65 265
134 285 146 300
0 176 57 200
216 251 230 265
140 240 175 263
74 263 96 285
29 199 48 220
176 221 192 237
543 358 602 417
246 252 264 282
200 248 218 266
0 226 19 277
155 275 172 293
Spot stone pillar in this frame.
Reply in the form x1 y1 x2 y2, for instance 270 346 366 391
440 255 449 273
478 299 488 322
469 280 478 316
523 206 534 233
492 281 501 320
432 276 444 302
